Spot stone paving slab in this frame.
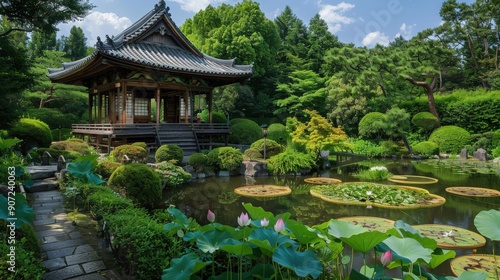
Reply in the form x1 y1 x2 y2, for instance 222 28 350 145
82 261 106 274
70 272 109 280
66 251 100 266
41 264 84 280
43 257 67 271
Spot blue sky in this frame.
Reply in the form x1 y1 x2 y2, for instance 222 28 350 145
58 0 475 48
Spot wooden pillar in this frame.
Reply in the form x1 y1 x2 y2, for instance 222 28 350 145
207 91 213 123
163 97 168 122
189 88 194 124
184 89 189 123
109 91 115 124
156 87 161 125
97 92 102 123
121 82 127 124
88 90 93 123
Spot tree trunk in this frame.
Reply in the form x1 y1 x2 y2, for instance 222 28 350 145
406 76 441 127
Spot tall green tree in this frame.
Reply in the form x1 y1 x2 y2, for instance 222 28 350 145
63 26 87 60
306 14 342 75
0 0 94 37
28 29 57 57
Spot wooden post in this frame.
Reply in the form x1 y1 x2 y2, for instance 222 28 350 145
156 87 161 125
207 91 213 123
184 89 189 123
88 90 93 123
109 91 115 124
121 82 127 124
97 91 102 123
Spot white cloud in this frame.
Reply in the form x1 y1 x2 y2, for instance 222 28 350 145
362 31 390 47
395 22 416 39
170 0 226 13
318 2 355 33
64 12 132 45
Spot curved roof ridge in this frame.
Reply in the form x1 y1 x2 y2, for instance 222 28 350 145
203 53 236 67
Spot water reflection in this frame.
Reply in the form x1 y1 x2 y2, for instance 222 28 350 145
164 159 500 255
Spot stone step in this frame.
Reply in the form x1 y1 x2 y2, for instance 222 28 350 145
26 165 58 180
27 178 59 193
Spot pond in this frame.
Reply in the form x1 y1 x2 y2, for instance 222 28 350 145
164 159 500 273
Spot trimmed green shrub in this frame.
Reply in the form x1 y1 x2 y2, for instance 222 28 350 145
111 144 148 163
81 184 114 198
9 118 52 153
26 108 78 129
350 139 388 158
50 138 92 155
155 144 183 164
267 123 288 143
207 147 243 171
104 208 182 280
86 190 134 220
267 149 315 175
154 161 192 188
131 142 147 150
108 163 163 208
492 129 500 148
187 153 209 171
51 128 72 141
429 126 471 154
36 148 81 162
199 109 227 123
412 112 438 131
95 160 122 179
250 139 283 158
228 118 263 145
244 148 262 160
412 141 440 157
358 112 386 139
493 146 500 158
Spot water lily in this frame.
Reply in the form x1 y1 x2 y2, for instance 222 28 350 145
237 212 251 227
207 209 215 223
274 217 285 232
366 190 373 196
261 217 269 227
370 166 387 171
381 250 392 267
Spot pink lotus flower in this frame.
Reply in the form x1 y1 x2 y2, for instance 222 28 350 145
237 212 251 227
381 250 392 267
274 218 285 232
261 218 269 227
207 210 215 223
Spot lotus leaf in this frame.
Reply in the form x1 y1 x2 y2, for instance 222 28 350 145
474 209 500 241
272 245 322 279
413 224 486 249
450 254 499 280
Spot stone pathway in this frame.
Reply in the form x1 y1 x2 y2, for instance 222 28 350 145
31 190 115 280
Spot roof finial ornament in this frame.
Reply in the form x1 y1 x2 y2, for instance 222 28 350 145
96 36 103 50
155 0 166 12
106 35 114 48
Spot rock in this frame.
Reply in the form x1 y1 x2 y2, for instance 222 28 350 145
493 157 500 164
243 160 268 177
473 148 488 161
183 165 194 173
57 155 66 172
460 148 468 159
218 170 230 177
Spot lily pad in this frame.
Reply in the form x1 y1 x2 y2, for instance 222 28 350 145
304 177 342 185
336 216 395 232
450 254 499 279
388 175 438 184
413 224 486 249
446 187 500 197
234 185 291 198
310 182 445 209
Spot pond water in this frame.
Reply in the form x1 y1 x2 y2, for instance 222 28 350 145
164 159 500 273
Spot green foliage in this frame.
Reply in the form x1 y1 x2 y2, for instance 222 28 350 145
412 112 438 132
208 147 243 172
383 107 410 139
155 144 183 164
111 144 148 163
67 159 105 185
353 166 393 181
228 118 262 145
131 142 147 150
104 208 182 280
50 138 92 155
492 129 500 148
154 161 191 188
0 243 44 280
199 109 227 123
25 108 78 129
350 139 389 158
493 146 500 158
412 141 440 157
9 118 52 153
108 163 163 208
51 128 72 141
358 112 386 140
267 149 315 174
95 160 122 180
86 189 134 220
35 148 81 162
0 193 34 229
243 147 262 160
267 123 288 143
429 126 471 154
187 153 209 171
250 139 283 158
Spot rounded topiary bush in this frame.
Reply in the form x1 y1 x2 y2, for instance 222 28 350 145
111 144 148 163
228 118 262 145
267 123 288 143
108 163 163 208
429 125 471 154
95 160 123 179
412 112 438 131
199 109 227 123
188 153 209 171
412 141 439 157
250 139 283 158
155 144 183 164
207 147 243 171
26 108 78 129
9 118 52 153
50 138 91 155
244 148 262 160
131 142 147 150
358 112 386 139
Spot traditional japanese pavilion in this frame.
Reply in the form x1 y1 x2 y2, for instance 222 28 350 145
47 0 253 154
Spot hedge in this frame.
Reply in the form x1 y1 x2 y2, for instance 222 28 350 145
429 126 470 154
228 118 263 145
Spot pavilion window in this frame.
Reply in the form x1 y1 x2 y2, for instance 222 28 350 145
134 98 149 116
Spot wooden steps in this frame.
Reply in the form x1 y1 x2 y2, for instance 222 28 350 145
156 126 199 157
